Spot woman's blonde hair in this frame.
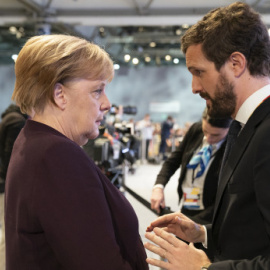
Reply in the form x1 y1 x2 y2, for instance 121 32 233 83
12 34 114 115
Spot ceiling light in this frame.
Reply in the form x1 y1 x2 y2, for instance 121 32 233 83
16 32 22 39
145 56 151 62
173 58 180 64
11 54 18 62
149 42 156 48
165 55 172 61
176 29 182 35
175 28 182 35
182 24 189 29
99 27 105 37
9 26 17 34
114 64 120 70
132 58 139 65
124 54 131 62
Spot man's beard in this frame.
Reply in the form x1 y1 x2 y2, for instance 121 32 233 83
201 73 236 118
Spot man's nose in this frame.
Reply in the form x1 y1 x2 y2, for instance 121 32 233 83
206 135 213 144
192 77 203 94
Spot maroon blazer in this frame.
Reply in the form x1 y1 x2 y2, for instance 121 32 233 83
5 120 148 270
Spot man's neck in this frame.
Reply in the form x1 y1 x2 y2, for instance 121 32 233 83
233 75 270 119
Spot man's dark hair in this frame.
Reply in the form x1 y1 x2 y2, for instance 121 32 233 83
181 1 270 76
202 108 232 128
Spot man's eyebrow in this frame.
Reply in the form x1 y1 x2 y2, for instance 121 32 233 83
188 66 198 71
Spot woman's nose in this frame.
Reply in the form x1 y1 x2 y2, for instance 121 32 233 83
101 94 111 111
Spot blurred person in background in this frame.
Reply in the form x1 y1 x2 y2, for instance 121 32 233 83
136 113 153 161
5 34 148 270
0 103 27 270
151 108 231 224
159 115 174 161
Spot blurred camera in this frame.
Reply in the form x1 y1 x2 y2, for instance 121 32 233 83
109 104 137 115
83 123 141 189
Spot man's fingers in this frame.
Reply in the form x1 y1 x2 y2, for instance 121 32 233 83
151 213 180 227
145 228 185 251
146 257 169 269
145 231 172 253
144 241 168 258
153 227 186 248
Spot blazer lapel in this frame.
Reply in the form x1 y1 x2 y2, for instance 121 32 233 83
213 97 270 221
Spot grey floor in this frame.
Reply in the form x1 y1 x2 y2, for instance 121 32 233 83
124 161 180 270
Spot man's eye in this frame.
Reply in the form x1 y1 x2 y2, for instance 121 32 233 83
194 70 201 76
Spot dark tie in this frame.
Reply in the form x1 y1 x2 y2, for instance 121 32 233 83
221 120 242 170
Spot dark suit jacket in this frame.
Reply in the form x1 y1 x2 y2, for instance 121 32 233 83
155 121 226 224
206 97 270 269
5 120 148 270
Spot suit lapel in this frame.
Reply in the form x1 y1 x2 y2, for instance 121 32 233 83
213 97 270 221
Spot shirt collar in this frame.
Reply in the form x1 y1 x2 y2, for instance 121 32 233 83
202 136 225 152
235 84 270 125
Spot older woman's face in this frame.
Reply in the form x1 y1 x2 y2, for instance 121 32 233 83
64 78 111 146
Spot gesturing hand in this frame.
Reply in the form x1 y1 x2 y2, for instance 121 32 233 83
144 227 210 270
146 212 205 243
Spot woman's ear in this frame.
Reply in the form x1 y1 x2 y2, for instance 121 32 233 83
54 83 67 110
229 52 247 78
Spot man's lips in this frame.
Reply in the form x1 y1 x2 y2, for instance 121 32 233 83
200 93 210 100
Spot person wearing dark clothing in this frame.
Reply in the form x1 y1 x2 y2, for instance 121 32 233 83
151 110 231 224
145 2 270 270
159 116 174 160
5 35 148 270
0 104 27 191
0 104 27 270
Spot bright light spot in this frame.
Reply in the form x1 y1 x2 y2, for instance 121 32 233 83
182 24 189 29
124 54 131 62
11 54 18 62
165 55 172 61
132 58 139 65
9 26 17 34
173 58 180 64
145 56 151 62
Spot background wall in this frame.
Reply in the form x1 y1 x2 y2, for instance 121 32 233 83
106 64 206 127
0 63 206 127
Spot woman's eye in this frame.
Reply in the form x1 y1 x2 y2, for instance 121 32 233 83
92 89 103 97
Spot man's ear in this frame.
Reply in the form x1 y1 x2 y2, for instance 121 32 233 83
229 52 247 78
54 83 67 110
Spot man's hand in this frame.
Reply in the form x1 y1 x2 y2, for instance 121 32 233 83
151 187 165 214
144 227 210 270
146 212 205 243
